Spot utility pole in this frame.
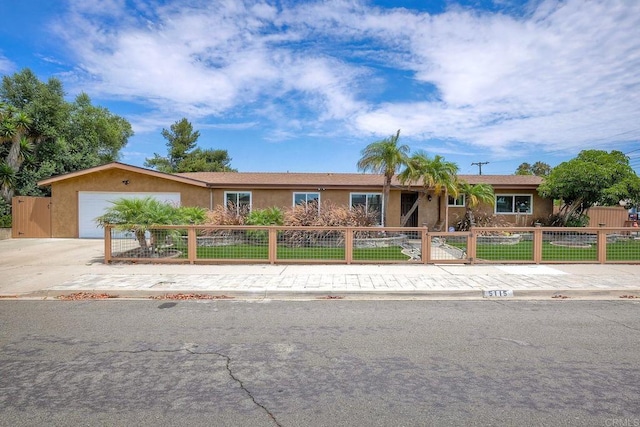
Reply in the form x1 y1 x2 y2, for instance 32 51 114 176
471 161 490 175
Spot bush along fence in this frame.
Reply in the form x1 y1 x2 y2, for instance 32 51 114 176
104 225 640 265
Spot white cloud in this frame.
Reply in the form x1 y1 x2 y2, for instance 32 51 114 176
55 0 364 127
52 0 640 159
353 0 640 154
0 53 15 74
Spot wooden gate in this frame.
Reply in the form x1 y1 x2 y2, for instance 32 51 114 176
12 196 52 238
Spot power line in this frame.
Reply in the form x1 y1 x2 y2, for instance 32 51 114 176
471 161 490 175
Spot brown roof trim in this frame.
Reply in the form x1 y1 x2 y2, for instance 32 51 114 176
37 162 210 188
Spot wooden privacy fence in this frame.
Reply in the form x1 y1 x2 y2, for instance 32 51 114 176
11 196 51 238
104 225 640 265
586 206 629 227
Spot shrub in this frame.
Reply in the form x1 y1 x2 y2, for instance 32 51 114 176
0 198 11 228
283 201 377 227
245 207 284 243
535 212 589 227
454 213 511 231
282 201 379 246
246 207 284 226
204 203 247 226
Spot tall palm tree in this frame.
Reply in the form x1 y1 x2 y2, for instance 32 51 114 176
456 181 495 230
397 151 459 227
357 130 409 226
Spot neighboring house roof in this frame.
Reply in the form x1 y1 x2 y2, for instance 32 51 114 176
38 162 543 190
37 162 210 188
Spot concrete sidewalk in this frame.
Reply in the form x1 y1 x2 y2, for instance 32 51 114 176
1 238 640 300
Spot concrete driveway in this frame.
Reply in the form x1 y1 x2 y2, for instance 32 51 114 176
0 239 106 295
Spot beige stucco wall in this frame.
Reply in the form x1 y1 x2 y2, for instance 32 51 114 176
49 169 210 237
211 188 403 224
47 168 552 237
446 189 553 229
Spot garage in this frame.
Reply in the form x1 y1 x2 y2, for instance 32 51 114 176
78 192 181 238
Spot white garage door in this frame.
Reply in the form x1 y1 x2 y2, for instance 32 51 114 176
78 192 181 238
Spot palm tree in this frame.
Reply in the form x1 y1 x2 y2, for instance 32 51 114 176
456 182 495 230
357 130 409 226
0 162 15 204
397 151 459 227
95 197 206 252
0 106 32 204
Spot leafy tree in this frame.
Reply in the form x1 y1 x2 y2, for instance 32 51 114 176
178 148 236 172
145 118 236 173
515 161 551 176
65 93 133 165
455 182 495 230
357 129 409 226
397 151 459 227
0 68 133 205
538 150 640 224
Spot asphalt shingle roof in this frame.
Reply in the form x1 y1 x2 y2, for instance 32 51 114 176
175 171 543 189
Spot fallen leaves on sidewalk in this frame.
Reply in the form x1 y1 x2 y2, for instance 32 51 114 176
57 292 118 300
317 295 344 300
620 294 639 299
551 294 570 299
151 293 234 300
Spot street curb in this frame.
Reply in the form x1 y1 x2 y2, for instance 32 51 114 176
8 288 640 301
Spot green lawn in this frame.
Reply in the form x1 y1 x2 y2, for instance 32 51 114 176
473 239 640 262
185 244 410 261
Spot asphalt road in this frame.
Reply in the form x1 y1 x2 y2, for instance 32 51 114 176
1 300 639 426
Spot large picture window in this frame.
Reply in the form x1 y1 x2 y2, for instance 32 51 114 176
495 194 532 214
293 192 320 208
350 193 383 225
224 191 251 215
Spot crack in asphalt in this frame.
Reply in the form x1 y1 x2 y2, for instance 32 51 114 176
114 347 282 426
590 312 640 332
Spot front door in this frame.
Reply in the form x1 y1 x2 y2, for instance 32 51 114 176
400 193 419 227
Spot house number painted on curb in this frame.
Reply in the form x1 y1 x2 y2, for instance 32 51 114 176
483 290 514 298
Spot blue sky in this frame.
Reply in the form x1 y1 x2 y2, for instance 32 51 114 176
1 0 639 175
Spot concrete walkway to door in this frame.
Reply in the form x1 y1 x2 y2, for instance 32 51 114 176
1 238 640 300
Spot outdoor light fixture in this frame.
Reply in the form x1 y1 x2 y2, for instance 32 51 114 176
427 195 432 202
122 180 130 185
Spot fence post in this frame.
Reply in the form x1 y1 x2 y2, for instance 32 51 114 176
104 225 112 264
533 224 543 264
269 227 277 264
345 227 353 264
597 226 607 264
422 226 430 264
467 227 476 264
188 226 197 264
